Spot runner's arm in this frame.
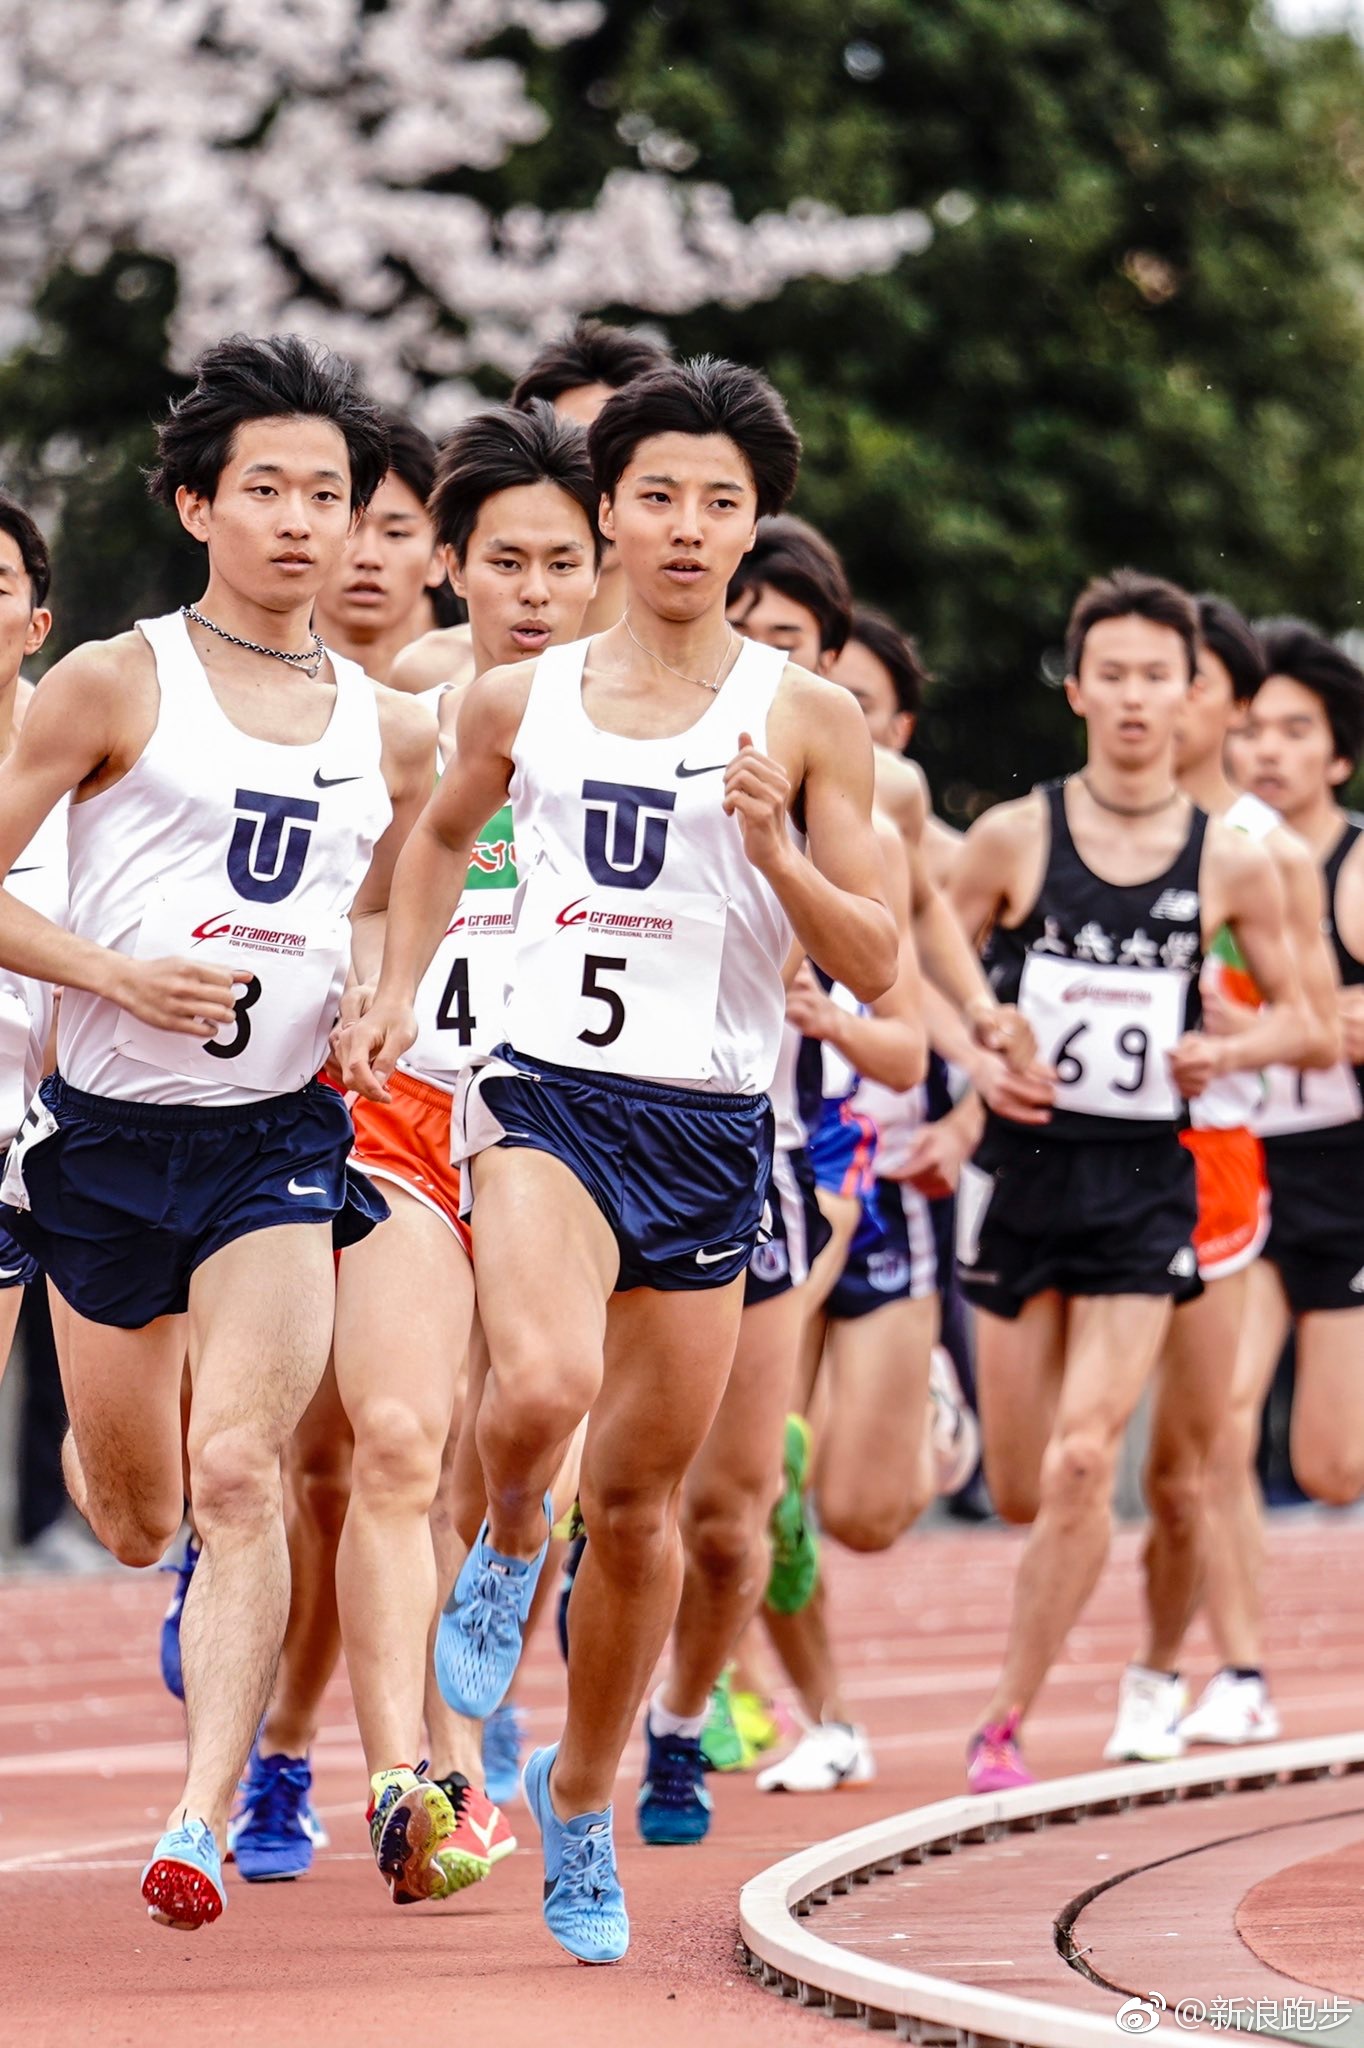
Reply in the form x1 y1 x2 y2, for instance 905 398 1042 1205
1273 829 1342 1070
731 681 896 1002
348 689 439 989
339 666 524 1097
0 643 240 1035
784 821 927 1091
1170 834 1315 1092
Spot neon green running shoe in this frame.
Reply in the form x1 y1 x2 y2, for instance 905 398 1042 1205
766 1414 819 1614
731 1686 782 1762
701 1668 747 1772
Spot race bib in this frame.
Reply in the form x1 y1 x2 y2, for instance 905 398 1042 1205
1 1088 58 1212
503 866 727 1082
115 884 349 1094
0 992 32 1145
1019 951 1189 1121
405 890 519 1083
1256 1059 1362 1137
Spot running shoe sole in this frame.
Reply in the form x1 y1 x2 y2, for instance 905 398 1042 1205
141 1853 225 1930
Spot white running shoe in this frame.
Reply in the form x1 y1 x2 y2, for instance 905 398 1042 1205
1103 1665 1188 1762
929 1345 980 1495
1179 1669 1281 1746
755 1721 876 1793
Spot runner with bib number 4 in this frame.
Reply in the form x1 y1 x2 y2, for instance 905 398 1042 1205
341 357 899 1962
946 570 1317 1794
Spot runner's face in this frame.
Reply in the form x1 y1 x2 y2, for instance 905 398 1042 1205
0 535 50 691
1066 614 1189 770
315 471 440 642
179 416 356 607
727 581 828 674
830 635 913 750
452 481 598 671
600 431 758 625
1234 674 1348 820
1174 645 1241 775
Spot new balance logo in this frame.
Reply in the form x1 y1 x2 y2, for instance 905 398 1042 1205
1168 1245 1198 1279
1349 1267 1364 1294
1149 889 1199 922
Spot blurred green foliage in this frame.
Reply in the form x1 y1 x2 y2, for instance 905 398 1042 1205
8 2 1364 816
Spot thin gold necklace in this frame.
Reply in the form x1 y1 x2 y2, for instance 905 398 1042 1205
622 610 737 693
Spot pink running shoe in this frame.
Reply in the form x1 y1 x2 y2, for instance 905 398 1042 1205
966 1711 1036 1793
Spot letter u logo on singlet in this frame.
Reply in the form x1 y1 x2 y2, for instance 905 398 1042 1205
581 780 676 892
227 788 320 904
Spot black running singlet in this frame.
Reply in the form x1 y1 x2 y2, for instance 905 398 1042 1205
1258 814 1364 1142
985 780 1208 1140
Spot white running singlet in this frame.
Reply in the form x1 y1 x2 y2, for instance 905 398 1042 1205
0 798 68 1144
500 635 793 1092
1190 789 1279 1131
61 612 391 1105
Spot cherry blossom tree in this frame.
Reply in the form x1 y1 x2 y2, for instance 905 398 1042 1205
0 0 931 423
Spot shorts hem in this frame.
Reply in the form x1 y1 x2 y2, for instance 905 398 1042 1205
355 1159 471 1255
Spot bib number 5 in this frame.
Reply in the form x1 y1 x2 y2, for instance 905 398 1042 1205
579 955 626 1047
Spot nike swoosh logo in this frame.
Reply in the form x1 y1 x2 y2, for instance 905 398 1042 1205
695 1244 744 1265
313 770 362 789
0 1265 26 1280
287 1177 326 1196
466 1811 498 1851
675 760 726 779
7 866 39 876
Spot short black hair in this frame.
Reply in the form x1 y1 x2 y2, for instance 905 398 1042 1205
428 400 601 567
727 515 853 655
589 356 801 521
380 411 437 511
0 489 51 608
1065 568 1198 683
147 333 390 514
847 604 931 722
1196 594 1265 705
510 319 670 410
1258 617 1364 771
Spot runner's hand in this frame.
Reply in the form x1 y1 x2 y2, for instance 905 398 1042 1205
967 998 1037 1071
1338 986 1364 1064
784 961 838 1038
897 1119 966 1199
972 1048 1055 1125
1168 1030 1223 1098
109 955 248 1038
337 998 416 1102
724 729 791 873
1199 984 1257 1037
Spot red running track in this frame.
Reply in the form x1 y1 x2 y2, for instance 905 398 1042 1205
1 1516 1361 2048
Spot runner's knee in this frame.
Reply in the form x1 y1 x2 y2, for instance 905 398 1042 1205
582 1483 677 1585
349 1396 443 1507
681 1482 765 1586
1143 1456 1204 1540
190 1425 283 1533
64 1432 182 1566
1041 1425 1117 1511
1293 1443 1364 1508
481 1344 595 1453
982 1458 1041 1526
822 1478 925 1553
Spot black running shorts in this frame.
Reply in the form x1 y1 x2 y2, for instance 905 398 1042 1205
1262 1129 1364 1315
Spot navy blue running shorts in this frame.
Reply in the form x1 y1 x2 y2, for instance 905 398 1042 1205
1 1073 388 1329
463 1045 774 1293
745 1143 832 1308
826 1176 947 1321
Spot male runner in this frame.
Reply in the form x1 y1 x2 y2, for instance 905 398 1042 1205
0 491 60 1383
950 570 1312 1791
391 320 669 695
313 412 445 683
1106 597 1338 1760
831 604 962 887
0 335 434 1929
342 355 898 1960
1181 620 1364 1742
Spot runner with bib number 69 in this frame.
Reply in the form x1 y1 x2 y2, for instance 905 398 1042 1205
340 355 900 1963
946 569 1317 1793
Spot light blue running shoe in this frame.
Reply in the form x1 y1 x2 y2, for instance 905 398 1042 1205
227 1750 315 1881
436 1495 552 1718
483 1701 526 1809
523 1743 629 1964
141 1817 226 1930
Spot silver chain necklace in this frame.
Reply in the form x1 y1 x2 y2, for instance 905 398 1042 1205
183 603 325 679
622 610 737 693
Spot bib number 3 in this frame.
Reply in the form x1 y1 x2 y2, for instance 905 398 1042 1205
203 975 263 1062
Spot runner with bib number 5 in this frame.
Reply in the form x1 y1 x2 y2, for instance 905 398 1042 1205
946 570 1317 1793
340 356 899 1963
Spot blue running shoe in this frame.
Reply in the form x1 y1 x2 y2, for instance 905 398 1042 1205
436 1494 552 1718
141 1817 225 1930
523 1743 628 1964
483 1701 526 1809
158 1528 199 1702
226 1750 315 1881
636 1711 712 1845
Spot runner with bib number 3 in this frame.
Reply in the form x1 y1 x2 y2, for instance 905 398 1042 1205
946 570 1317 1794
341 356 899 1963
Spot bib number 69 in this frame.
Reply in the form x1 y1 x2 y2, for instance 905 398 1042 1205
580 954 626 1048
1052 1019 1150 1096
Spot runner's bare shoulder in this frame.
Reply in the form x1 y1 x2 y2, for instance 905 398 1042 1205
389 623 476 696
